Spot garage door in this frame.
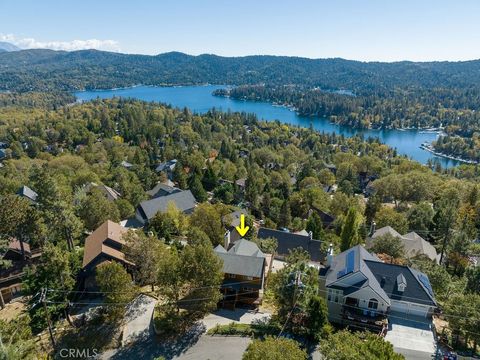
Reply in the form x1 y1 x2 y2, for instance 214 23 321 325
390 301 429 317
408 303 429 317
390 300 408 313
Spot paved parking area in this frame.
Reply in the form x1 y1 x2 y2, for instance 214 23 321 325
385 312 436 359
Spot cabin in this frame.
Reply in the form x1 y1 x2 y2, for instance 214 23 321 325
81 220 132 290
0 239 40 307
214 239 266 309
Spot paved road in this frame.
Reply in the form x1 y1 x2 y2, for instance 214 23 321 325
174 336 251 360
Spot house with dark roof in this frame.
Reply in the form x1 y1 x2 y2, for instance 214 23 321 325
146 183 182 199
214 239 267 309
155 159 177 180
319 245 437 330
257 227 324 264
135 190 196 225
367 226 440 263
17 185 38 204
81 220 133 290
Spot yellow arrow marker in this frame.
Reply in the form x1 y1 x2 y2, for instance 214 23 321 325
235 214 250 237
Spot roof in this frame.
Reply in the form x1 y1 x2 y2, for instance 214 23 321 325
86 182 120 201
215 239 265 279
403 232 439 262
155 159 177 173
0 149 5 159
215 251 265 279
146 183 182 198
137 190 196 221
364 260 436 306
229 239 265 257
257 227 324 262
369 227 439 262
322 244 436 307
2 239 31 257
17 185 38 203
222 209 248 228
82 220 130 268
121 160 133 168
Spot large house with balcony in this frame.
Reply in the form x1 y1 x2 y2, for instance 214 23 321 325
319 245 437 331
214 239 267 309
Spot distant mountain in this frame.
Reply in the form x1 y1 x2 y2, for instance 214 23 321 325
0 41 20 52
1 48 480 93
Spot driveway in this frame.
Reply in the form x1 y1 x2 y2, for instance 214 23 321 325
202 308 272 330
385 312 436 359
122 294 157 346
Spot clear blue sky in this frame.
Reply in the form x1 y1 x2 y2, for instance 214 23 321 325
1 0 480 61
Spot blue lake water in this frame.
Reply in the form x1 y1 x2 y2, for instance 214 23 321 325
75 85 459 168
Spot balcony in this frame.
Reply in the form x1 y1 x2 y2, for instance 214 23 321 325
342 305 388 331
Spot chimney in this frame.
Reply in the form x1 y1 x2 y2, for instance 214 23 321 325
369 221 376 237
308 231 313 241
224 230 231 250
326 243 334 267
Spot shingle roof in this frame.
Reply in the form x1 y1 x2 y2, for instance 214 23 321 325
17 185 38 203
215 251 265 278
155 159 177 173
222 209 249 228
322 244 436 307
82 220 130 268
229 239 265 257
364 260 436 306
257 227 324 262
146 183 182 198
138 190 196 221
369 227 439 262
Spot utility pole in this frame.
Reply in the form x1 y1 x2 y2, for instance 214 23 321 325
40 288 56 347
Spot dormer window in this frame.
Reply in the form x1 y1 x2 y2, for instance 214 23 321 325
396 273 407 292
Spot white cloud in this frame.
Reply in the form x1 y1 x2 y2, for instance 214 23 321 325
0 34 120 52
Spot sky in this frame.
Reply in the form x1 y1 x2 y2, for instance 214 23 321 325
1 0 480 62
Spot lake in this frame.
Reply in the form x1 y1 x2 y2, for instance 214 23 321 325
75 85 459 168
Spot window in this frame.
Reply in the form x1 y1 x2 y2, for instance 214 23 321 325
328 289 342 303
368 298 378 310
227 273 236 279
245 276 254 280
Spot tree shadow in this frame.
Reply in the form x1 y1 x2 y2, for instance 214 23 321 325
109 322 206 360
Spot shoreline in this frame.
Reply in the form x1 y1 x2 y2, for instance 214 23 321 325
420 143 478 165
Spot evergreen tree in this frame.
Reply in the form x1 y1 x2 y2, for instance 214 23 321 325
306 212 325 240
340 207 361 251
188 173 208 202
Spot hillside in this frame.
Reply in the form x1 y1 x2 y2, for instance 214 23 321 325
1 49 480 92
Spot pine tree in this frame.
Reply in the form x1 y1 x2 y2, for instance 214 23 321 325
306 212 325 240
188 173 208 202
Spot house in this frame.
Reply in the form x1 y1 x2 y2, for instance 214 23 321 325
0 239 40 307
135 190 196 224
155 159 177 180
257 227 324 264
367 226 439 263
319 245 437 331
146 183 182 199
17 185 38 204
0 149 6 160
214 239 267 309
85 182 121 202
81 220 132 290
